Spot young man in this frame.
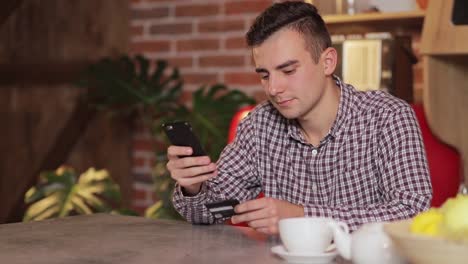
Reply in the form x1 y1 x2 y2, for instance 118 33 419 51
167 1 432 234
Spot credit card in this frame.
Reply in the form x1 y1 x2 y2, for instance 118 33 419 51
205 199 240 219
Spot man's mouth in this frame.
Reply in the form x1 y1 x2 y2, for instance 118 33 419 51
276 98 294 106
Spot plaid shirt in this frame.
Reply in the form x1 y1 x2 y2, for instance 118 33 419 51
173 78 432 231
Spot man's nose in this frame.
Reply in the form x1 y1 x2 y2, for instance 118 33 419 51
267 76 285 96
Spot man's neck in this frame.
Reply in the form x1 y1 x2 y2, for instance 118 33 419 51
298 78 341 146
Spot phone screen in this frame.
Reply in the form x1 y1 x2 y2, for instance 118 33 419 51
162 121 206 156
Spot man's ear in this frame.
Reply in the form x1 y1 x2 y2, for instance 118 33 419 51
321 47 337 76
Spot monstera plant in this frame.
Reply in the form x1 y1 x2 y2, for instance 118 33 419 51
67 54 255 220
76 55 183 121
23 166 121 221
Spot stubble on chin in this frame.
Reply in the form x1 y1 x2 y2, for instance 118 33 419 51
276 107 298 120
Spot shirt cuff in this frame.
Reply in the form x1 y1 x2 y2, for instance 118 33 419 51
174 183 208 206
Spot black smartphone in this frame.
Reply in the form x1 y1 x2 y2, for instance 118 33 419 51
162 121 206 157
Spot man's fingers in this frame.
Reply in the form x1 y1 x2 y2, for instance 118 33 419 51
171 163 216 179
235 197 272 214
249 217 279 235
256 227 270 234
231 197 281 235
167 156 212 172
246 217 275 229
166 145 217 192
231 207 270 224
255 225 278 235
178 156 212 168
178 172 217 187
167 145 192 159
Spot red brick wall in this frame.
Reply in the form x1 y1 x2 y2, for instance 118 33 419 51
129 0 273 95
128 0 275 212
128 0 424 213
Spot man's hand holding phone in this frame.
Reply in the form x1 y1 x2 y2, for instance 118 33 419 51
163 122 217 196
166 146 217 196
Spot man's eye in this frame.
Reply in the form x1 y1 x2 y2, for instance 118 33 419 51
260 75 269 80
284 69 296 75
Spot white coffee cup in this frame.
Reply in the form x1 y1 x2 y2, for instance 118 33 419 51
279 217 347 254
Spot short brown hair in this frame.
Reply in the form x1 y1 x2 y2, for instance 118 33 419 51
246 1 331 63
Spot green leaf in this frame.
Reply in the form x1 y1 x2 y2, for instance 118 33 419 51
206 84 226 98
27 204 61 222
144 200 163 219
78 168 110 184
23 167 123 221
70 196 93 215
76 55 183 121
58 185 76 217
150 60 168 85
23 192 63 221
24 186 44 203
75 189 105 208
135 55 150 82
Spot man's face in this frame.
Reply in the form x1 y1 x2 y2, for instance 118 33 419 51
253 28 328 121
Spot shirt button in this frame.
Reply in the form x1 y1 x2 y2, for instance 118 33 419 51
311 149 318 156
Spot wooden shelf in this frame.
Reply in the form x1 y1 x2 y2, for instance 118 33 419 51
323 10 425 24
323 11 426 34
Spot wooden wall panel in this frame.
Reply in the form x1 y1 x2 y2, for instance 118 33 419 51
0 0 24 26
0 0 128 63
0 0 130 223
0 85 82 222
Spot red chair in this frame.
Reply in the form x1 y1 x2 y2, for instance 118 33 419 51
227 105 256 143
411 104 461 207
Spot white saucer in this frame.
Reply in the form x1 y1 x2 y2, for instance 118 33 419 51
271 245 338 264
